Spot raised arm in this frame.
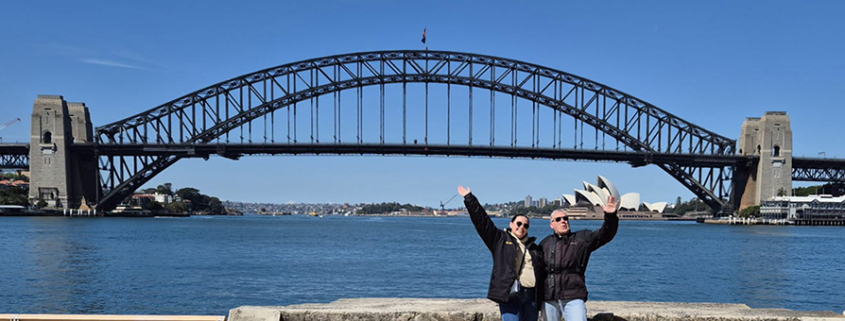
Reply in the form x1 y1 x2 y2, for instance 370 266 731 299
460 186 503 251
587 195 620 251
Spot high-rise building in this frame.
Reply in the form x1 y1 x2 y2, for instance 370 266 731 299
524 195 532 208
539 197 548 207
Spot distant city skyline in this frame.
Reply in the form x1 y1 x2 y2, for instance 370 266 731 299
3 1 844 208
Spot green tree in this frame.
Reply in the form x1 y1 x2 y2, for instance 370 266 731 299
1 172 29 182
156 183 174 196
739 205 760 218
176 187 201 203
141 188 156 194
145 201 164 213
36 198 47 208
356 202 424 214
208 197 224 214
0 187 29 206
166 201 188 213
670 197 711 215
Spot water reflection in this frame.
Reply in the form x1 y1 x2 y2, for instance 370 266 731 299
27 218 106 313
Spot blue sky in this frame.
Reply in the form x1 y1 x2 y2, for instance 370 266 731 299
2 1 844 207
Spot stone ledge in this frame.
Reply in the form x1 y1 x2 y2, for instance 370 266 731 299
229 298 844 321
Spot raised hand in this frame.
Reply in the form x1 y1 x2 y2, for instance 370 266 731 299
458 185 472 197
601 195 618 214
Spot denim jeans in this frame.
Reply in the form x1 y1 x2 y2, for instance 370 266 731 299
542 299 586 321
499 287 538 321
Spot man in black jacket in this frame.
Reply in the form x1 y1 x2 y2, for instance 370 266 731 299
460 185 545 321
541 196 618 321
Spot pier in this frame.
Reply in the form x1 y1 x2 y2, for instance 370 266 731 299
704 217 845 226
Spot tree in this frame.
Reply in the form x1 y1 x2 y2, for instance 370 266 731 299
141 188 156 194
145 201 164 213
670 197 711 215
176 187 201 203
166 201 188 213
3 172 29 182
156 183 174 196
0 187 29 206
356 202 424 214
739 205 760 218
36 198 48 208
208 197 224 214
777 188 786 197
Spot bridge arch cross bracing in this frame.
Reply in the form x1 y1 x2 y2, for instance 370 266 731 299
93 50 737 211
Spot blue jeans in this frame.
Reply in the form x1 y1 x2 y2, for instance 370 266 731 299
499 287 538 321
542 299 586 321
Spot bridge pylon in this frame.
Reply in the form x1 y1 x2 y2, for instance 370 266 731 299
735 112 792 212
28 95 99 209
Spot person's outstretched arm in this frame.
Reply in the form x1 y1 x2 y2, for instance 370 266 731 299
587 195 619 251
460 185 502 251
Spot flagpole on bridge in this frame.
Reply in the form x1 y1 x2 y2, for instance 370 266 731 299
422 28 428 51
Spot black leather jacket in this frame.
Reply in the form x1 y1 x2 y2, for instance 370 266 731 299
540 211 618 302
465 193 545 305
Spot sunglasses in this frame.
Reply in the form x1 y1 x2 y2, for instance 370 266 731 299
552 216 569 222
515 221 530 229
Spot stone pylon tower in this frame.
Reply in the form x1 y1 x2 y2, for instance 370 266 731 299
736 112 792 211
29 95 98 209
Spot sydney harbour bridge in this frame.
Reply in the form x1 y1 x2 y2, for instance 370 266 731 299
2 50 844 213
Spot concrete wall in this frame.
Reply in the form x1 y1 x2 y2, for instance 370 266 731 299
229 298 844 321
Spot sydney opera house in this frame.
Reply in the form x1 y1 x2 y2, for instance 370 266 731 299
561 175 671 219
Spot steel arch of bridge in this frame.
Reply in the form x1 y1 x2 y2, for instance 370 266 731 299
94 50 737 211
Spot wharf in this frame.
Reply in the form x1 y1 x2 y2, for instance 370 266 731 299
704 218 845 226
230 298 844 321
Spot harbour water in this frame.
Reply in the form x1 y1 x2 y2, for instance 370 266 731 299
0 215 843 315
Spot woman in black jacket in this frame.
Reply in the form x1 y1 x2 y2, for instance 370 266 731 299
460 185 545 321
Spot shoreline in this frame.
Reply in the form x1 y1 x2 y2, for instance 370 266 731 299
0 211 703 221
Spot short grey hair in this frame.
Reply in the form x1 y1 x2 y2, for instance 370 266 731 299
551 209 567 217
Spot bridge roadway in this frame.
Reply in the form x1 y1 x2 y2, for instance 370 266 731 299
6 142 845 181
84 143 749 167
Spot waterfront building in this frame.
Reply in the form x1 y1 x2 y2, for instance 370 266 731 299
131 194 156 208
760 195 845 220
154 192 173 204
561 175 672 219
0 179 29 189
524 195 532 208
643 202 669 213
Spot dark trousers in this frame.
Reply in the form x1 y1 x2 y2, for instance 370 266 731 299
499 287 538 321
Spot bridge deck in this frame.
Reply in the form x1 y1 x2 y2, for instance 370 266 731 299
77 143 751 168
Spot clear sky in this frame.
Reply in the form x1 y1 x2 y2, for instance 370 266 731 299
2 1 844 207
